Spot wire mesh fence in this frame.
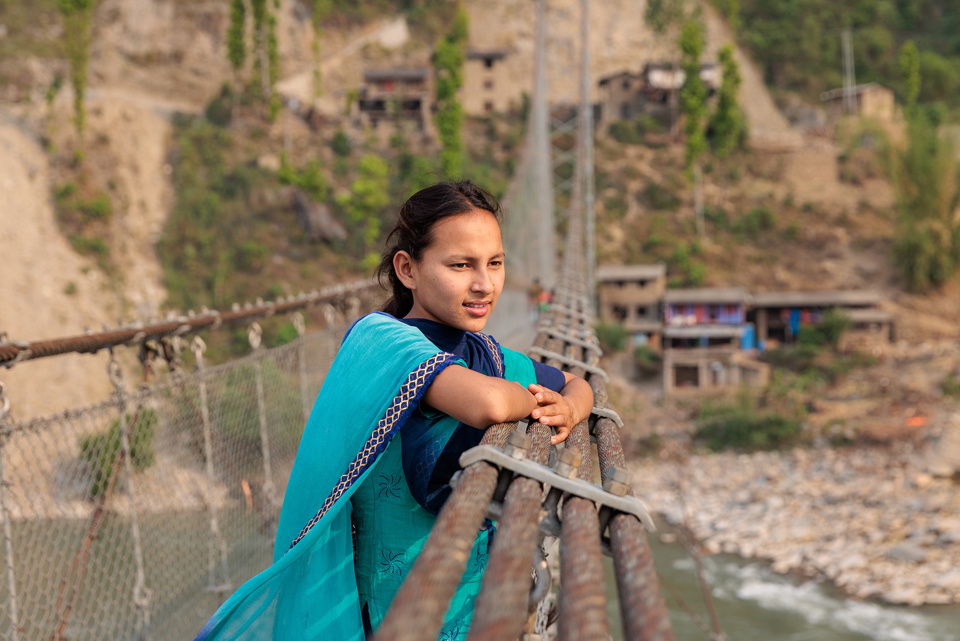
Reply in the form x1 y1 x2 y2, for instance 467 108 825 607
0 325 346 641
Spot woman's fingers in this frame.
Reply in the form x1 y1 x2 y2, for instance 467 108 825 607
551 425 571 444
531 403 563 421
532 388 562 406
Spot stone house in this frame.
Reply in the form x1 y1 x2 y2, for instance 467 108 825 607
596 62 720 126
354 68 432 129
460 49 520 115
597 71 645 125
820 82 896 121
597 264 666 350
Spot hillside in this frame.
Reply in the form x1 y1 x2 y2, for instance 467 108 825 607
0 0 957 422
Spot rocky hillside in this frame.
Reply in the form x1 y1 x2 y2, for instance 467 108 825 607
0 0 957 422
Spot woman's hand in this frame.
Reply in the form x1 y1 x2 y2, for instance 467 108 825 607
528 373 594 444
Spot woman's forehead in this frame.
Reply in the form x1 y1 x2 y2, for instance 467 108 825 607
430 209 503 249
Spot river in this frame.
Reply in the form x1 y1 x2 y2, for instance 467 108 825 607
607 528 960 641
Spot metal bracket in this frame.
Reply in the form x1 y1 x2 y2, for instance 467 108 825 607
590 407 623 429
459 444 655 537
526 346 609 382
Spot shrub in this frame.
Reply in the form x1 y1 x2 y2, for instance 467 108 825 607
638 181 681 211
942 373 960 399
633 344 660 377
695 392 802 452
275 322 299 346
331 129 352 157
79 408 157 498
205 84 233 127
70 235 108 257
595 323 629 354
732 205 776 240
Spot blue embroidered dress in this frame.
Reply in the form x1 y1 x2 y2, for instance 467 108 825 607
194 313 564 641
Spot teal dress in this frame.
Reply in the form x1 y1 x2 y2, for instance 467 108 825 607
193 313 564 641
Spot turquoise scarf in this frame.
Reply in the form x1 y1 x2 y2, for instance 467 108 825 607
194 313 460 641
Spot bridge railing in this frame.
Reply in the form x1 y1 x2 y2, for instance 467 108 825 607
0 283 379 641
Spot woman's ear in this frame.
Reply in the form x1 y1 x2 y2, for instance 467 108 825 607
393 251 417 290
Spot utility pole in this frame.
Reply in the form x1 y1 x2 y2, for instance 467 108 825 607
841 29 857 115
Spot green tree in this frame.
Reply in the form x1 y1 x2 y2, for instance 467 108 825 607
312 0 332 98
250 0 281 120
58 0 95 140
679 17 707 169
433 6 468 177
891 113 960 292
227 0 246 72
899 40 920 113
339 154 390 266
709 44 743 156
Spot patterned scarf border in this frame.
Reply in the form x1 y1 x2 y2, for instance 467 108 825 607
475 333 503 377
287 351 457 552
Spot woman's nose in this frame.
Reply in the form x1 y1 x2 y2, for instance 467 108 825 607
472 269 495 293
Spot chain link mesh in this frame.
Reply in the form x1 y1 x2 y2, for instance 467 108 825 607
0 326 344 641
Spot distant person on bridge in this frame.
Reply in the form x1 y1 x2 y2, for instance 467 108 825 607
194 181 594 641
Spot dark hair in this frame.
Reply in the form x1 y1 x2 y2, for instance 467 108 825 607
377 180 502 317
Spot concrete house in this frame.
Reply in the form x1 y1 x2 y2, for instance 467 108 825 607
748 290 893 351
597 264 666 350
662 288 769 395
461 49 518 115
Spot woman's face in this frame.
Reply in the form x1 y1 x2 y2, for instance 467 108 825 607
396 208 505 332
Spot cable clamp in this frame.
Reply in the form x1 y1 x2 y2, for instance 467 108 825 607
539 327 602 355
526 346 608 382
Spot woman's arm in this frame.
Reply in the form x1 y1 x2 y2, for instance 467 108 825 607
528 371 594 444
423 365 539 428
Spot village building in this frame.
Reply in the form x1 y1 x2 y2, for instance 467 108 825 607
639 62 719 107
596 62 720 127
460 49 522 115
820 82 896 121
662 288 769 395
748 290 893 351
597 71 645 125
353 68 432 129
597 264 666 350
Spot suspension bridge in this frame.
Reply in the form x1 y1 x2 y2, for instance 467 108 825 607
0 1 677 639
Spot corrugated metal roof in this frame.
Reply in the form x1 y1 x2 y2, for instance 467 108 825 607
467 50 508 60
597 264 666 281
751 290 882 308
664 288 749 304
363 68 429 82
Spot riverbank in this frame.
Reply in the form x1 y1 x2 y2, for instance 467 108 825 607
629 414 960 607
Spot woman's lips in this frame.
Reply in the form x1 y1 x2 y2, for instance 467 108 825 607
463 302 490 317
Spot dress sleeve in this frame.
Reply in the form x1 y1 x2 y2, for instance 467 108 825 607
501 346 566 392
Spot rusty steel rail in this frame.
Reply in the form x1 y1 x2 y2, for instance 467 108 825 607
374 422 515 641
466 422 552 640
538 270 675 641
0 280 377 368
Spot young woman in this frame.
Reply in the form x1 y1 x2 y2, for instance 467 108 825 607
195 181 594 641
